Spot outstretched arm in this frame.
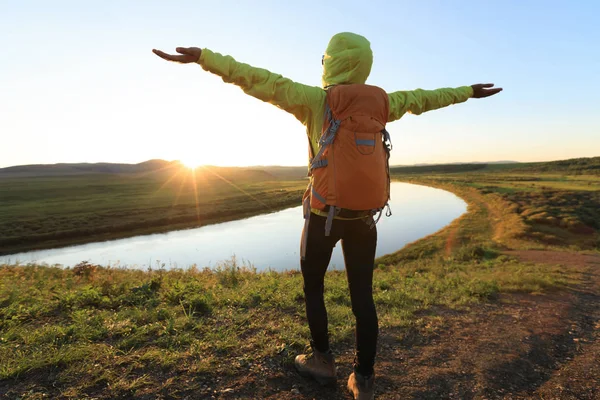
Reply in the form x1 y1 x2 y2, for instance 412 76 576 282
387 84 502 122
153 47 322 124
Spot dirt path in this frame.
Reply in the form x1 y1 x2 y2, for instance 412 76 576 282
208 251 600 399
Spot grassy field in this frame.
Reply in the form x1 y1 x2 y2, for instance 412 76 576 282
0 255 578 399
0 166 307 255
1 158 599 398
389 172 600 256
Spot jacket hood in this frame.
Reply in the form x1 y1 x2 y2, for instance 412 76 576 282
322 32 373 88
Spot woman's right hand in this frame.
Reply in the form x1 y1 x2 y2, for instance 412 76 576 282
471 83 503 98
152 47 202 64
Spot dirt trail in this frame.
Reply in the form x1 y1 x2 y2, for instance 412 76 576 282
213 251 600 399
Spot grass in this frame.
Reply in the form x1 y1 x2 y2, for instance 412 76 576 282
1 160 599 398
0 252 577 398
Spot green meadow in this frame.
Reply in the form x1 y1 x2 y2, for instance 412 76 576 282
0 166 307 255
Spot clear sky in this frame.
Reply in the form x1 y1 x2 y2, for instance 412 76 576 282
1 0 599 168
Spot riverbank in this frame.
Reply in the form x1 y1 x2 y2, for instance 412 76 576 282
2 170 599 399
1 182 466 270
0 169 307 255
3 161 597 257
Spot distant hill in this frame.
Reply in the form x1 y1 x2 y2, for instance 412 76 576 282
510 157 600 175
406 160 519 167
391 157 600 175
0 160 283 182
0 159 179 178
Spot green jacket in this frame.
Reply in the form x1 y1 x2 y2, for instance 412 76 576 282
196 32 473 158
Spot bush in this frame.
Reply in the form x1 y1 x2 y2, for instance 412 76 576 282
120 278 162 307
179 293 212 317
71 261 98 280
163 282 213 317
214 256 255 288
60 286 106 309
463 279 499 300
450 245 498 262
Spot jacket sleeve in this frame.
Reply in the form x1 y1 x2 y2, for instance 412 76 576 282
197 48 322 125
387 86 474 122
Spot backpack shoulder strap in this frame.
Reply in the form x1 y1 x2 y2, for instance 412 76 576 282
309 100 341 174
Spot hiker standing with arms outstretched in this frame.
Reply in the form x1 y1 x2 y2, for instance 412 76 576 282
154 32 501 399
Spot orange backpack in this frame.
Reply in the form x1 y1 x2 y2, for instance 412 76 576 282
303 84 393 236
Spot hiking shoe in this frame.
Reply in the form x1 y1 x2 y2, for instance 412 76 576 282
347 372 375 399
294 348 336 385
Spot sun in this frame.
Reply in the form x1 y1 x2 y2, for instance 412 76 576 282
180 158 202 170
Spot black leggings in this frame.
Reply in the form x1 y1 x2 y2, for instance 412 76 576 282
300 212 378 376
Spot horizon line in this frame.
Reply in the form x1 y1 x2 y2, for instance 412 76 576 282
2 156 600 171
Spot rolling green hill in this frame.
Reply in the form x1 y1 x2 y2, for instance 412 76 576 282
390 156 599 175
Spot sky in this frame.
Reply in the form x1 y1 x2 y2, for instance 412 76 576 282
1 0 599 168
